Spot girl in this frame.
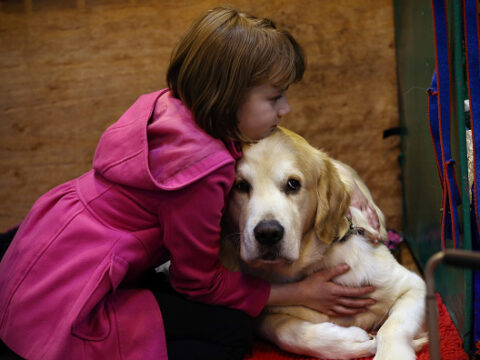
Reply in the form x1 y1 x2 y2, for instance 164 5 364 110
0 7 377 360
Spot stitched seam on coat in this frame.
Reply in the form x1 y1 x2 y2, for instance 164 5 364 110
161 152 232 183
80 178 113 206
156 157 235 191
101 149 144 175
76 181 127 232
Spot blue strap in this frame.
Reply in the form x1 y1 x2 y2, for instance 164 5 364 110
428 0 461 249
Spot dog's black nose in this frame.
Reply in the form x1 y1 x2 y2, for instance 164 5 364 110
254 220 284 246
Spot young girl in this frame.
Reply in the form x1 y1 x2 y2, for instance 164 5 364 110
0 7 377 360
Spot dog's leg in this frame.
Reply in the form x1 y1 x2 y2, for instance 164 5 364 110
373 272 426 360
256 313 376 359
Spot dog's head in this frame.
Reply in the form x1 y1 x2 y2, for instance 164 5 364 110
225 127 350 273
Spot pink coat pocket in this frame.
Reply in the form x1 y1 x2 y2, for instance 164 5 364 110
71 255 128 341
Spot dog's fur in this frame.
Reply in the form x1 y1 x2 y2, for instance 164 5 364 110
221 127 427 360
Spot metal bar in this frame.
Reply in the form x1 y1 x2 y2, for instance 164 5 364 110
425 251 444 360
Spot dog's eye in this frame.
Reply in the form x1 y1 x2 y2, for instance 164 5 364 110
235 179 251 193
285 178 301 193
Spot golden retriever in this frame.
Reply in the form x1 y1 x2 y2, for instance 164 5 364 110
221 127 427 360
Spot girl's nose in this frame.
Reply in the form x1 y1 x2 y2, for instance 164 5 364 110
278 98 291 117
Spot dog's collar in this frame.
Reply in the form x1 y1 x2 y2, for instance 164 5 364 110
334 217 365 243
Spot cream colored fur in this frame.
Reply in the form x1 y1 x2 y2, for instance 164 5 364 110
221 127 427 360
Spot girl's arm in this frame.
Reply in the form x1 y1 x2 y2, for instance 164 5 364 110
160 164 270 317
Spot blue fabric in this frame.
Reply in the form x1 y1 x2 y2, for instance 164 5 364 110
464 0 480 349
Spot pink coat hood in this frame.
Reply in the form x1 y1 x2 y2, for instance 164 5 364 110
93 89 238 190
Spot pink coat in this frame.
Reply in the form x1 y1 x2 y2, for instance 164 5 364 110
0 90 270 360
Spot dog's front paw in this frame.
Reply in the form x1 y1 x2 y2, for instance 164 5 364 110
373 337 415 360
343 326 377 357
307 325 376 359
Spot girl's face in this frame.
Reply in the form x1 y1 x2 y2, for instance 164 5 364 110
237 83 291 141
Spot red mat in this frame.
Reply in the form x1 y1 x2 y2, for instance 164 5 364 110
246 294 468 360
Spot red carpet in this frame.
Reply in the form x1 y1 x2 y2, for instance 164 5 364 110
246 294 468 360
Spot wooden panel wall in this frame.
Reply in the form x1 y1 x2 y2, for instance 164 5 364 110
0 0 401 231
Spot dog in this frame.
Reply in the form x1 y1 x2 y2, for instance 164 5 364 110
220 127 427 360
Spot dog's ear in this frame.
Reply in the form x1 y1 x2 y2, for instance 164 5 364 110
314 153 351 244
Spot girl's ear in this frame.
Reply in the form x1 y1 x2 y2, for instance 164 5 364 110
314 153 351 244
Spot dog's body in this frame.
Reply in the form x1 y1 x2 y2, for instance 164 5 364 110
221 127 427 360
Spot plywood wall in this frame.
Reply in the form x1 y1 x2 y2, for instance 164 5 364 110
0 0 401 231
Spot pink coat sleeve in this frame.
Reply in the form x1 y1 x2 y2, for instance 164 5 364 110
159 164 270 317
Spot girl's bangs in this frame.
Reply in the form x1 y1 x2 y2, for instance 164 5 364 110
264 35 304 88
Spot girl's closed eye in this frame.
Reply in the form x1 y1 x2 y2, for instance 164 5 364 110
270 94 284 102
269 86 288 102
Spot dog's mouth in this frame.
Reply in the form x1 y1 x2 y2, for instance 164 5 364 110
255 247 294 264
260 251 281 262
246 256 294 268
240 244 294 265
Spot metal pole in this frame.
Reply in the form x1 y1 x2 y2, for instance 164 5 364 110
425 251 444 360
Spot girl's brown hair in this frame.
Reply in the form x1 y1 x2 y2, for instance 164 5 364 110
167 7 306 142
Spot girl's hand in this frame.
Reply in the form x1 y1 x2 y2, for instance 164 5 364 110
296 264 376 316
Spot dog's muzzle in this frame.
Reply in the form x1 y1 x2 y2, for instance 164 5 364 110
254 220 284 246
244 219 295 263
